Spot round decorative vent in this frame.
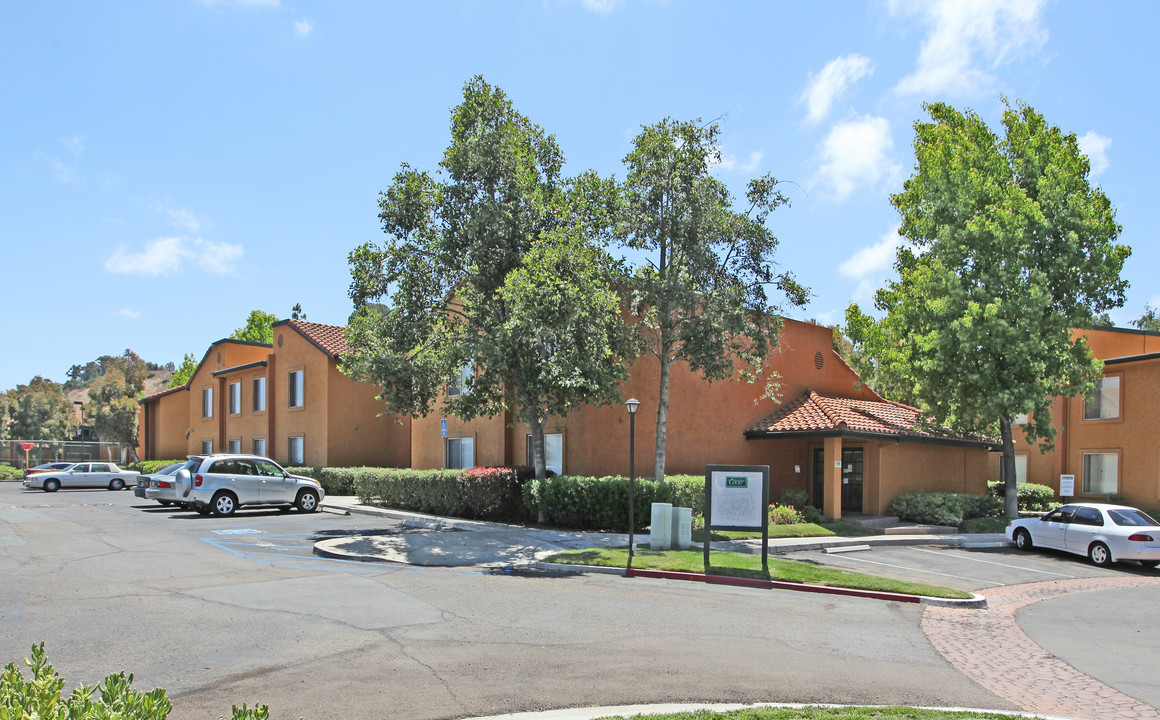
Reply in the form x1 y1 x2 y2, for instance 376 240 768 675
216 351 222 365
813 351 824 370
277 334 284 348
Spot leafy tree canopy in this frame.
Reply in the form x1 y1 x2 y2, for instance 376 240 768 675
1132 304 1160 332
845 99 1130 517
7 377 74 440
168 353 198 388
231 310 278 345
89 367 140 449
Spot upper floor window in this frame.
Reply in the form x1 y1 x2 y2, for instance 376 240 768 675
228 382 241 415
202 387 213 418
447 362 473 398
253 377 267 412
288 370 304 408
1084 376 1120 420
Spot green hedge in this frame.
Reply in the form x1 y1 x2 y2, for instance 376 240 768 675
131 459 186 475
285 466 364 496
0 463 21 480
523 474 709 531
888 491 1003 527
987 481 1055 511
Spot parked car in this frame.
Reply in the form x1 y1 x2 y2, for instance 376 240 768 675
172 454 323 517
23 462 73 480
1006 502 1160 567
134 462 188 504
23 462 139 492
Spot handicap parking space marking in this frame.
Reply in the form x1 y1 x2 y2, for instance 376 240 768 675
828 553 1006 587
211 528 262 535
907 546 1079 579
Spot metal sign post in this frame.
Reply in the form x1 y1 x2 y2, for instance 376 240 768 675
704 465 770 576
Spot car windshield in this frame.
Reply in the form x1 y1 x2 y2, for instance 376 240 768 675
1108 508 1160 527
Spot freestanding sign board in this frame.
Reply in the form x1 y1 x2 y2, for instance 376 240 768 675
1059 474 1075 498
704 465 770 574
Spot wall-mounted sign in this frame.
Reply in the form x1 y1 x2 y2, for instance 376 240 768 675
440 419 447 438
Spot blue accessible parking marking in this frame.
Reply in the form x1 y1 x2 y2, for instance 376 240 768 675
212 528 262 535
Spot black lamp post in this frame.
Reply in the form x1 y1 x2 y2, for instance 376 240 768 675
625 397 640 568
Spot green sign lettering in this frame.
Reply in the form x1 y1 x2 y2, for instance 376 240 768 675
725 476 748 488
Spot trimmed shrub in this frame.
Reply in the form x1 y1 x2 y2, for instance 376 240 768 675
780 488 809 510
987 481 1055 511
800 504 824 525
459 467 522 520
523 475 670 530
665 474 705 516
0 463 21 480
353 468 465 517
133 459 185 475
286 466 362 496
888 491 1002 527
768 503 804 525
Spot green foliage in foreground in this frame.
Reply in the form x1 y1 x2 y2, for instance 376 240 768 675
543 547 973 599
0 463 21 480
1 643 271 720
594 706 1037 720
692 523 835 542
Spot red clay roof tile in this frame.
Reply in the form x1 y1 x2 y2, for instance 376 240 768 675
286 319 349 359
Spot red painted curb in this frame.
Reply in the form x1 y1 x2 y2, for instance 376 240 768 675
625 567 921 603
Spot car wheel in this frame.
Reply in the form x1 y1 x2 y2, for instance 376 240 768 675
211 492 237 517
1088 541 1113 567
109 479 125 491
44 479 60 493
295 490 319 513
1014 529 1033 551
1140 560 1159 569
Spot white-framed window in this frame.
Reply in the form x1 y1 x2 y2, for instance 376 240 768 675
1015 454 1027 484
252 377 267 412
252 438 267 457
1082 452 1118 494
288 370 304 408
229 382 241 415
445 436 474 469
202 387 213 418
1084 376 1120 420
447 363 473 397
526 433 564 476
288 436 304 465
228 438 241 454
201 440 213 454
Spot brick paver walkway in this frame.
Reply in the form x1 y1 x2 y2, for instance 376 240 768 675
923 576 1160 719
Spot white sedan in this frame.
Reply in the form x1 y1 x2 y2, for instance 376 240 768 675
23 462 139 492
1006 503 1160 568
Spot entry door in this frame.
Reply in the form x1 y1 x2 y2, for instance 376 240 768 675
812 446 864 513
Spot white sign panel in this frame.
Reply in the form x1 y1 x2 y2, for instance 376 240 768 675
1059 474 1075 497
709 470 764 528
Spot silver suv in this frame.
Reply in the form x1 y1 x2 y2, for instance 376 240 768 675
174 454 324 517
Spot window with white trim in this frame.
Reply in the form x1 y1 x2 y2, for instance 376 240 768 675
1084 376 1120 420
229 382 241 415
1082 452 1118 494
202 387 213 418
526 433 564 475
288 370 304 408
288 436 304 465
447 363 473 397
252 377 267 412
445 437 474 469
252 438 267 457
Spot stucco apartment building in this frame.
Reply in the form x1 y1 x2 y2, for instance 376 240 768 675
140 317 1001 519
137 320 411 469
1014 326 1160 510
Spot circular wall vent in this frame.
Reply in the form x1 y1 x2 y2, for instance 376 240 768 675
278 334 284 348
813 351 824 370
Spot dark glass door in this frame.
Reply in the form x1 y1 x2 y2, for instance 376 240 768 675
813 446 863 513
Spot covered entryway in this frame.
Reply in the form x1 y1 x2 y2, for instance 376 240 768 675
813 446 863 513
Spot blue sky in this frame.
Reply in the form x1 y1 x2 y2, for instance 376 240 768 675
3 1 1157 392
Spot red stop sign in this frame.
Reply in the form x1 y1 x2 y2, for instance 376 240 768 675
20 442 34 452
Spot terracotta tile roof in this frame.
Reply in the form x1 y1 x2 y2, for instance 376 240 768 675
140 384 187 404
285 319 349 359
746 390 996 448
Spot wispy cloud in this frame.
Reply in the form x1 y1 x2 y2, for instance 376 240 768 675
715 149 764 174
104 236 244 277
153 203 202 231
801 54 874 125
199 0 279 5
61 135 87 156
578 0 623 13
1078 131 1111 176
43 135 88 184
116 308 141 319
294 18 313 36
812 115 901 202
891 0 1048 98
839 225 905 301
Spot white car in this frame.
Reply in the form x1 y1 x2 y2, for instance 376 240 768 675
23 462 139 492
1006 502 1160 568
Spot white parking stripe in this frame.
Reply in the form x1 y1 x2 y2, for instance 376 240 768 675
907 547 1079 579
831 555 1005 587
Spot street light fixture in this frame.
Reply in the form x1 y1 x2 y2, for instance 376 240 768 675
625 397 640 568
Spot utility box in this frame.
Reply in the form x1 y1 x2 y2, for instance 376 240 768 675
671 506 692 549
650 502 673 550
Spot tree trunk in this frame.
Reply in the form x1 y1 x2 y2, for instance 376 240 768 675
529 416 547 480
999 415 1018 519
653 353 671 484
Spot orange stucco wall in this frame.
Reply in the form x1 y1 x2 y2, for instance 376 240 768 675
272 328 329 466
186 341 272 457
874 441 991 515
139 388 190 460
326 361 411 468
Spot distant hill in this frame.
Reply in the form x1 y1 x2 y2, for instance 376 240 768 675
66 369 173 407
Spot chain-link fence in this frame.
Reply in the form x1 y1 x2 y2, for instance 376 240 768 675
1 440 130 469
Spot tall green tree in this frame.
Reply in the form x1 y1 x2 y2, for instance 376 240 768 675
614 118 808 482
231 310 278 344
8 377 74 440
168 353 198 388
344 77 633 478
845 99 1130 518
88 367 140 453
1132 304 1160 332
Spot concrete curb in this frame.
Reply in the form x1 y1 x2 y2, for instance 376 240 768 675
467 701 1075 720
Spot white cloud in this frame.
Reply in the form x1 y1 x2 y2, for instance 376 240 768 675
891 0 1048 97
168 207 201 231
1078 131 1111 176
116 308 141 319
294 18 313 36
199 0 279 5
801 54 874 125
61 135 86 156
104 236 244 277
715 149 764 174
812 115 901 202
579 0 623 13
839 225 905 301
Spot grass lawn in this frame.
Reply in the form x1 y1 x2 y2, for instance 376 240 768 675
542 546 973 599
594 707 1030 720
692 521 877 542
962 517 1010 533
